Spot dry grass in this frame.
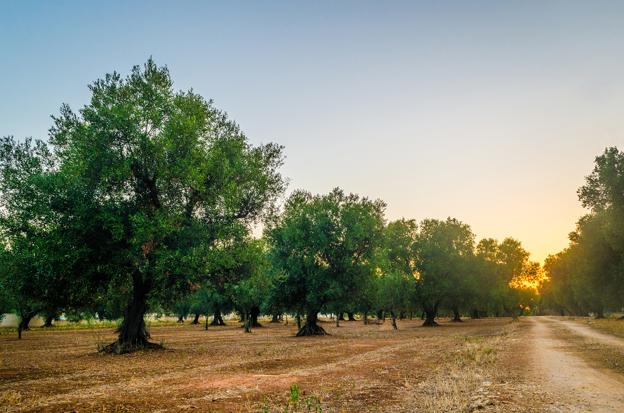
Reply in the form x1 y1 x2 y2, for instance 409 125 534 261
0 317 544 413
397 323 515 413
549 320 624 376
0 318 183 336
582 317 624 339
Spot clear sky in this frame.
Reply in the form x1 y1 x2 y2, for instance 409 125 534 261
1 1 623 262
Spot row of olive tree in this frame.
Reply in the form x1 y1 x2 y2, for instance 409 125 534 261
172 190 540 336
0 59 541 349
542 147 624 317
264 188 541 335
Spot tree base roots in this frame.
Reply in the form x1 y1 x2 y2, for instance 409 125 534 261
296 324 328 336
422 319 439 327
240 322 263 328
99 340 164 355
451 318 463 322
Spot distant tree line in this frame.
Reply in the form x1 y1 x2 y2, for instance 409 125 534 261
0 60 567 352
541 147 624 318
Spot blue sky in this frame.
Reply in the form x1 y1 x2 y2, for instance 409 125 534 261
2 1 624 261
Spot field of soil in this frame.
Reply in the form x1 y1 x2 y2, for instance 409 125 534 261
1 316 624 412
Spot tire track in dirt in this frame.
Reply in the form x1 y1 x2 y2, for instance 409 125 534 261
530 317 624 412
6 338 409 412
546 317 624 348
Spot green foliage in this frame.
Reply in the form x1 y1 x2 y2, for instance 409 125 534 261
1 58 578 343
414 218 475 320
375 219 419 323
544 147 624 316
267 188 385 329
0 59 285 347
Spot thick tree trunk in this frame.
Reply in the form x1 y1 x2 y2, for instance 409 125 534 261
296 311 327 336
451 307 463 322
376 310 384 324
335 314 340 327
399 311 405 320
250 306 262 327
17 312 34 339
204 315 209 331
471 309 480 319
211 310 226 326
101 276 161 354
422 303 439 327
296 313 301 330
19 315 33 331
43 315 54 327
338 313 345 321
347 312 356 321
191 313 200 325
363 311 368 325
390 311 398 330
177 315 185 323
270 313 280 323
595 308 605 319
244 315 252 333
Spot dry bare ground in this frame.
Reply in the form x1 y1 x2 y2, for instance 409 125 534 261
528 317 624 413
1 316 623 412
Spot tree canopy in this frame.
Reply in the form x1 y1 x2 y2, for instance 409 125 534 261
0 59 285 351
266 188 385 335
543 147 624 317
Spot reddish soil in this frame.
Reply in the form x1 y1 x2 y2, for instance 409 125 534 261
3 316 623 412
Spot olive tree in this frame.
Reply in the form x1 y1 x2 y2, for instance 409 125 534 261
1 60 284 352
415 218 475 326
267 188 385 336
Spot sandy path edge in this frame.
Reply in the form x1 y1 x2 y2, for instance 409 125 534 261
545 316 624 348
530 317 624 413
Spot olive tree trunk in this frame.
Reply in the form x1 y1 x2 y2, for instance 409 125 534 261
250 306 262 327
422 302 439 327
244 313 252 333
211 310 226 326
451 307 463 322
296 311 327 336
101 276 161 354
17 311 35 340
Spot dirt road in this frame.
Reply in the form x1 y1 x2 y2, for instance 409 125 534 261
530 317 624 412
